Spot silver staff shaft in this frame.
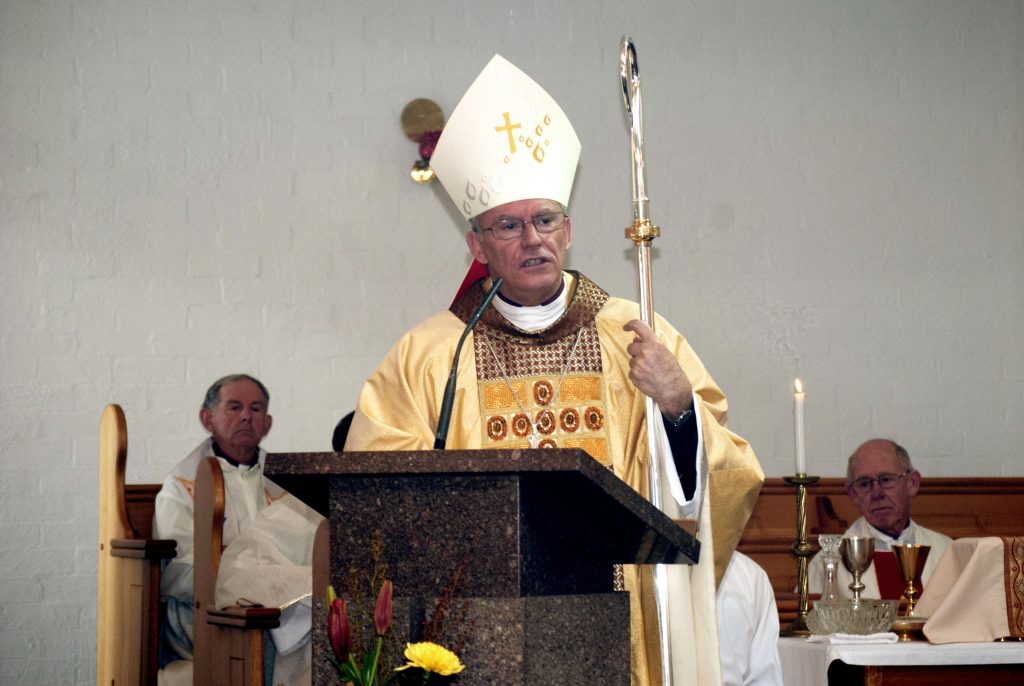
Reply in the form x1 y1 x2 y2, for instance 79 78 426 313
621 34 673 686
621 36 660 325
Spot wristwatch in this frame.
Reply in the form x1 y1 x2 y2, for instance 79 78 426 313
666 407 694 429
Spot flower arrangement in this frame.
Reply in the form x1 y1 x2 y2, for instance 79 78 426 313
327 581 465 686
326 532 467 685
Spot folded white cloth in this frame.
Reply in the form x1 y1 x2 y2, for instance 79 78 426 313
271 599 312 655
156 658 192 686
917 536 1023 644
806 632 899 644
215 494 323 686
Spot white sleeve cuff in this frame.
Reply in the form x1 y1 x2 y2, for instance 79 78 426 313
654 392 704 515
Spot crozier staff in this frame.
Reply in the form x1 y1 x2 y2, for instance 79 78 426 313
345 54 763 686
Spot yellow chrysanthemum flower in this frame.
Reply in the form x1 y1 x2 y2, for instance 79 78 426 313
396 641 465 676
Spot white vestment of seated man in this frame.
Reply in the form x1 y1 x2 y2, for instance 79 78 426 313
716 552 784 686
215 494 324 686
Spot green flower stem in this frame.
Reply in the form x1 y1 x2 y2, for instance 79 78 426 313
332 656 361 685
366 636 384 686
347 654 363 686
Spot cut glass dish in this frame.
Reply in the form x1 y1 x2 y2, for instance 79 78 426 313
806 599 898 635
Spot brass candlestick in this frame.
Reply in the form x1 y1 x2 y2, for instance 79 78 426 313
780 473 820 637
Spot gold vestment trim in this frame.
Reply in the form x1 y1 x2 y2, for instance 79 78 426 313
1003 536 1024 638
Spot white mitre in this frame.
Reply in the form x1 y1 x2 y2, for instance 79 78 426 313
430 54 581 220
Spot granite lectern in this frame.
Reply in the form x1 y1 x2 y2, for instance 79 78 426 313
265 448 699 686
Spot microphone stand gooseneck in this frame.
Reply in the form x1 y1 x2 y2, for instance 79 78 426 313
433 277 503 450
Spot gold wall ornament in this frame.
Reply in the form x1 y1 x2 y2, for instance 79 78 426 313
401 98 444 141
401 99 444 184
410 160 434 184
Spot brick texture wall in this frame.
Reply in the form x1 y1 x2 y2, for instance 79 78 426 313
1 1 1022 683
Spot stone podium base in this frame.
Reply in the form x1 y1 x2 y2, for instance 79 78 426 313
268 450 696 686
313 592 630 685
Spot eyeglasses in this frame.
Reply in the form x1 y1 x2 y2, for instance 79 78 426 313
847 471 910 495
477 211 567 241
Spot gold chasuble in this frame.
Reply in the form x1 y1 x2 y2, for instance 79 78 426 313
347 271 763 686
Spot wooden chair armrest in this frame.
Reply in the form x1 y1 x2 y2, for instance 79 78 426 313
109 537 177 560
205 605 281 630
313 519 330 599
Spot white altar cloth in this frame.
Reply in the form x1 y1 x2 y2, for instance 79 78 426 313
778 636 1024 685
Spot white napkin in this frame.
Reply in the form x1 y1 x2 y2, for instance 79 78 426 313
807 632 899 644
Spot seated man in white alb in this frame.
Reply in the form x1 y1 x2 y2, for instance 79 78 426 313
716 552 784 686
153 374 286 683
808 439 952 599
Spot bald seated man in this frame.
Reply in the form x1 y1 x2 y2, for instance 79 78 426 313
808 439 952 599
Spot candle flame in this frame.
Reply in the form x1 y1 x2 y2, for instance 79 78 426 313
794 378 804 394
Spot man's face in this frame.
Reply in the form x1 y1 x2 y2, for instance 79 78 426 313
466 198 572 306
846 440 920 537
199 379 272 465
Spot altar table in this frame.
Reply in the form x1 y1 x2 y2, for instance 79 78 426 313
778 636 1024 685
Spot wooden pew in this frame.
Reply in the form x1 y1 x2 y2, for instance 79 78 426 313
738 476 1024 624
96 404 176 686
193 456 281 686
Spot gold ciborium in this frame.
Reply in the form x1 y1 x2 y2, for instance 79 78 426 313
891 543 930 616
840 536 875 602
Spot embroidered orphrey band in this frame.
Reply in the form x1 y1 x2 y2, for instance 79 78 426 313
452 272 613 462
1003 536 1024 638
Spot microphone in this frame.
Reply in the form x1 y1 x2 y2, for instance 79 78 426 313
434 277 503 450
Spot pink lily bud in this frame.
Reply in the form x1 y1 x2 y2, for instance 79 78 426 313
373 580 393 636
327 598 352 662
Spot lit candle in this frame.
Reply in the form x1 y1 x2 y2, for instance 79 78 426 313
794 379 806 474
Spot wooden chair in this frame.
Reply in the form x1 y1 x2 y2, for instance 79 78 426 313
96 403 176 686
193 456 281 686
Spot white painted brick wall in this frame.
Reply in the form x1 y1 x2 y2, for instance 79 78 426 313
1 1 1021 682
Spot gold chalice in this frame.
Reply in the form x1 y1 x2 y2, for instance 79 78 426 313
891 543 930 616
890 544 930 640
840 536 875 603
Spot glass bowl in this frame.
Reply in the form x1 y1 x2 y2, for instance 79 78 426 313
807 599 898 635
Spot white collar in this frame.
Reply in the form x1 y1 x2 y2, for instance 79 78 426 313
491 273 570 332
861 519 916 549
